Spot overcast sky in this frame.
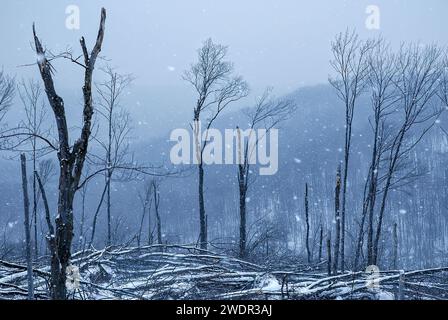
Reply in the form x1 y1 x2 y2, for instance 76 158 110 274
1 0 447 136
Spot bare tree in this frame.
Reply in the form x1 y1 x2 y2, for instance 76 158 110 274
237 88 295 258
184 38 249 250
364 41 399 266
371 44 444 265
32 8 106 299
17 79 49 260
353 40 398 269
91 66 133 247
329 30 376 271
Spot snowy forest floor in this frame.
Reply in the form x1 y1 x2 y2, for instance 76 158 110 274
0 245 447 300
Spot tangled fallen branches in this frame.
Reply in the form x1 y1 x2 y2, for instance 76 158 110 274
1 245 447 300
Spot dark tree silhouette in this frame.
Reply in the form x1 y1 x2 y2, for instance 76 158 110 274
32 8 106 299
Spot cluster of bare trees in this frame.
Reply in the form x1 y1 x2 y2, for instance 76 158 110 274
183 39 249 250
88 67 134 247
325 30 448 274
329 31 376 272
183 40 297 256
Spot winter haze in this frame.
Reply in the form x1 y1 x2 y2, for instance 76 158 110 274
0 0 447 301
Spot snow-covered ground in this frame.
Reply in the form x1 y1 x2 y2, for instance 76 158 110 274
1 245 447 300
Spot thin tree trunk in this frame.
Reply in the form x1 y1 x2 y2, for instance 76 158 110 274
20 154 34 300
398 271 405 300
78 187 87 251
354 175 371 270
106 170 112 246
333 166 341 275
304 183 311 264
89 183 108 247
106 99 113 247
393 222 398 269
340 133 351 272
34 171 51 239
155 209 162 245
327 234 332 276
32 145 38 261
35 170 58 297
373 130 405 265
318 225 323 262
237 126 249 259
238 163 247 258
367 121 380 265
148 197 153 245
153 182 162 245
198 163 207 249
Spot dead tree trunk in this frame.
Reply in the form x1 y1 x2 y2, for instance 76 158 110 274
20 153 34 300
195 113 206 249
32 8 106 299
106 169 112 246
304 183 311 264
35 170 58 297
392 222 398 270
238 174 247 258
354 171 372 270
318 225 323 262
198 162 207 249
333 165 341 275
327 234 332 276
398 271 405 300
32 151 38 260
89 183 107 248
237 126 248 259
153 181 162 245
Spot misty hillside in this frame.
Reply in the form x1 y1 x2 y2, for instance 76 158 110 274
2 84 447 271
